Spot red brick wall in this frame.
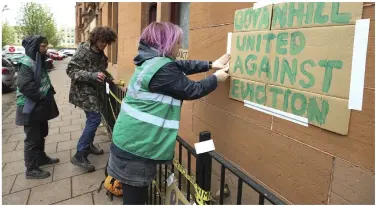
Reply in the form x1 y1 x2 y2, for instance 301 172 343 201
183 2 375 204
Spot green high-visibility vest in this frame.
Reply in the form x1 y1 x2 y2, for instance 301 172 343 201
16 55 51 106
112 57 182 160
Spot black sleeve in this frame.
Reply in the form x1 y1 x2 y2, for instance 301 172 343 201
16 64 43 101
149 62 218 100
175 60 211 75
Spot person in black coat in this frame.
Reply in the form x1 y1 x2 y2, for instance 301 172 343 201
15 35 60 179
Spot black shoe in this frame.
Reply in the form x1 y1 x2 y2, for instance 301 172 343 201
37 156 60 167
26 168 51 179
71 152 95 173
89 143 104 155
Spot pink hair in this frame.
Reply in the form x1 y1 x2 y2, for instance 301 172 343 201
140 22 183 56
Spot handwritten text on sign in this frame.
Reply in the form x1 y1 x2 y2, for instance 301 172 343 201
229 2 363 135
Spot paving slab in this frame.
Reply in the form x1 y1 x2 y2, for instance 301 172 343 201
60 125 82 133
2 150 24 163
45 133 71 144
2 141 19 153
5 133 25 143
28 178 71 205
93 189 122 205
98 142 111 153
2 189 30 205
57 139 78 152
2 160 25 177
49 119 72 129
72 169 105 197
55 193 93 205
16 142 57 154
11 167 53 193
2 175 16 195
53 162 87 182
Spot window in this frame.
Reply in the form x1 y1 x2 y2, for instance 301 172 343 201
148 3 157 24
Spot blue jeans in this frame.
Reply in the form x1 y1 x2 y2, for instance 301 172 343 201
77 111 101 152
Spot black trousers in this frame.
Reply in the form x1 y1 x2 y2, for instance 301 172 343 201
24 121 49 171
122 183 149 205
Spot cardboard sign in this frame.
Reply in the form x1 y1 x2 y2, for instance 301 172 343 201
176 49 189 60
165 182 190 205
271 2 363 30
229 2 364 135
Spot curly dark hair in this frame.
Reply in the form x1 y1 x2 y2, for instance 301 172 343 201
88 26 117 45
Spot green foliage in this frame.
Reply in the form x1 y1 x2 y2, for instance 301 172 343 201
16 2 62 47
2 21 15 46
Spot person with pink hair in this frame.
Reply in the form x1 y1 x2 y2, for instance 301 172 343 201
108 22 230 204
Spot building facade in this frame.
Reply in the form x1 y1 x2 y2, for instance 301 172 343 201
59 25 76 48
75 2 375 205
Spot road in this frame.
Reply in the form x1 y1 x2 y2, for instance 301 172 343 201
2 58 70 116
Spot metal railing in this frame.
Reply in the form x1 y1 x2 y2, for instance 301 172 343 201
101 79 286 205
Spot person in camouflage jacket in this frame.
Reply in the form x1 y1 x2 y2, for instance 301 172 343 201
67 26 117 172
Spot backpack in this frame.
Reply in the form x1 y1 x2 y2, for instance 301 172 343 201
97 161 123 201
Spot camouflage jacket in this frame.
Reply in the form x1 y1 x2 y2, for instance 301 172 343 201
66 42 112 113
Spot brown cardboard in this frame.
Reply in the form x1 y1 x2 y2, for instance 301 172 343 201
266 85 351 135
268 25 355 99
229 77 267 105
229 31 273 82
233 5 273 32
271 2 363 30
206 78 272 129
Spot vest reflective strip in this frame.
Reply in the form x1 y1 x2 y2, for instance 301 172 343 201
121 101 180 130
127 88 181 106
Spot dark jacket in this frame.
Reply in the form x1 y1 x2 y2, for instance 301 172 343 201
111 41 218 163
135 40 218 100
15 35 59 126
66 42 109 113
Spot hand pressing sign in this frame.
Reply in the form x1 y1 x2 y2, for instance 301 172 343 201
211 54 231 70
214 63 230 82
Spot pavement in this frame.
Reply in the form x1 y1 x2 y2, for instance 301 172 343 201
2 58 122 205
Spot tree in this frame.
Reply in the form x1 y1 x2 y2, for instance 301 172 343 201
2 21 15 46
16 2 62 47
49 30 64 48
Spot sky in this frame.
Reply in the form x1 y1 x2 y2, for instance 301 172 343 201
1 0 76 29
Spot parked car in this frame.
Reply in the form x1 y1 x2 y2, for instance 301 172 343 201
2 45 25 56
47 51 64 60
46 58 54 71
2 58 17 93
4 53 25 70
58 52 68 58
59 49 76 56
